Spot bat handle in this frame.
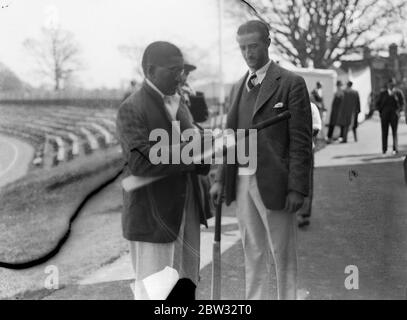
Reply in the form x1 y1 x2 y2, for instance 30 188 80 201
214 185 224 242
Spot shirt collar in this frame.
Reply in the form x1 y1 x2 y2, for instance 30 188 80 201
246 59 271 90
146 78 181 122
145 78 165 99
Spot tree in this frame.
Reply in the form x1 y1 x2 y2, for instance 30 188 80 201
118 43 146 83
23 27 81 90
227 0 407 69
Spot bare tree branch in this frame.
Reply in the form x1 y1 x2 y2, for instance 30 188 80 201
23 26 81 90
226 0 407 68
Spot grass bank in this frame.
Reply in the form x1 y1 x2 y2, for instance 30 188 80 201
0 147 124 263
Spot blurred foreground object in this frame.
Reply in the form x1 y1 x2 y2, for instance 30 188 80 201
131 266 179 300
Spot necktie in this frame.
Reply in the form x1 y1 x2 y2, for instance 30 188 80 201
247 73 257 90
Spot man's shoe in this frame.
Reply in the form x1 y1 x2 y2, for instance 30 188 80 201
392 150 399 155
167 278 196 301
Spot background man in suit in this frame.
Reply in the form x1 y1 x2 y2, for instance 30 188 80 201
210 20 312 300
311 82 325 114
297 102 322 228
310 81 327 141
121 79 138 102
327 80 344 143
178 62 209 124
116 41 211 299
336 81 360 143
377 78 406 155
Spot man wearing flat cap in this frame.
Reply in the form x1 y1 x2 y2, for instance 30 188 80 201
116 41 211 299
179 62 209 124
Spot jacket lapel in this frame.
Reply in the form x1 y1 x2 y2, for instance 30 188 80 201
143 81 174 127
227 73 247 130
252 62 282 119
177 101 194 132
143 81 191 133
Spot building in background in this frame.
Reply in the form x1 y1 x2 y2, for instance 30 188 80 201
195 67 336 114
339 44 407 119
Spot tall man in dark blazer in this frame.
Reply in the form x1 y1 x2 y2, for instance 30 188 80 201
377 79 406 155
210 20 312 300
116 41 210 299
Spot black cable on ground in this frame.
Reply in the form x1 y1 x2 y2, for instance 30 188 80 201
0 168 123 270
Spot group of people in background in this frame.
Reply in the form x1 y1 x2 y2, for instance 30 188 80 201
300 77 406 231
325 78 406 156
326 80 361 144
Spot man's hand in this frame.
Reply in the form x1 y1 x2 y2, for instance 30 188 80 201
396 109 401 118
210 181 223 206
284 191 305 213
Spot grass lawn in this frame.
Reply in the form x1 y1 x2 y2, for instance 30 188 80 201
0 147 123 264
0 178 128 299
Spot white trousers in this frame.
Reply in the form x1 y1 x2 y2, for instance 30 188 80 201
236 174 297 300
129 177 200 288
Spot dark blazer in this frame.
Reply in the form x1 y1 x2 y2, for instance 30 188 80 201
116 82 210 243
377 88 406 115
216 62 313 211
336 88 360 127
329 91 344 126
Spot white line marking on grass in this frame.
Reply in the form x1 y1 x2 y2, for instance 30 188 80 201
67 133 80 155
55 136 65 161
80 128 99 150
0 139 19 178
90 123 113 144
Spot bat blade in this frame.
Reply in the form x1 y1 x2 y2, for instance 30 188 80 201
211 241 221 300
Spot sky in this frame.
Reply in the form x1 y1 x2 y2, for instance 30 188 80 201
0 0 250 89
1 0 402 90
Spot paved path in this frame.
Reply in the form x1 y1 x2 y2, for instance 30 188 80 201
0 134 34 187
316 115 407 167
78 217 241 286
13 115 407 300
